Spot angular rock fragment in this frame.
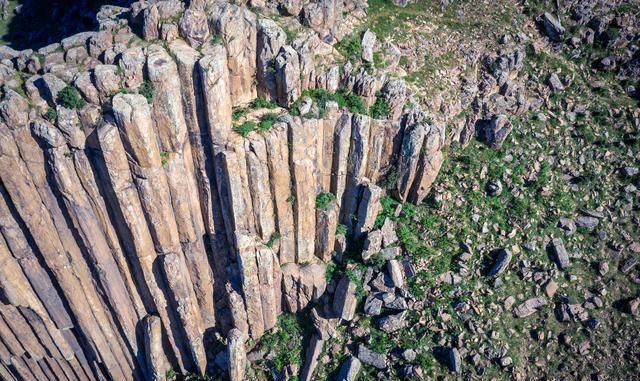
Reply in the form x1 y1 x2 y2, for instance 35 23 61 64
487 249 512 276
357 344 387 369
333 275 357 321
550 238 570 269
513 297 547 318
336 356 361 381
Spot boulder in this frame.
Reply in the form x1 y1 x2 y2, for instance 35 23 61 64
541 12 565 42
357 344 387 369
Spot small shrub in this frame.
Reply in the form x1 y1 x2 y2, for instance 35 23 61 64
266 232 281 249
232 106 248 121
250 97 278 109
325 261 337 283
233 120 257 137
139 80 154 104
315 192 336 210
336 224 347 236
258 113 279 132
44 107 57 121
370 92 390 119
335 32 362 63
57 86 86 109
286 194 296 204
160 151 169 167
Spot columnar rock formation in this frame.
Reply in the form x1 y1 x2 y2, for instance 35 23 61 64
0 1 444 380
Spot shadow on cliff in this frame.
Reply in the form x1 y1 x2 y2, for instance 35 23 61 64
2 0 134 50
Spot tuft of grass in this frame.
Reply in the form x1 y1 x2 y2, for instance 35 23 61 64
336 224 347 236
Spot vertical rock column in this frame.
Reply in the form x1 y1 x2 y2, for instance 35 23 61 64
209 3 257 105
341 114 371 230
409 123 445 204
245 133 276 242
30 119 142 359
170 39 232 332
199 44 233 141
112 93 206 375
396 123 426 202
97 121 181 371
0 188 73 332
263 123 296 264
147 45 216 330
331 113 352 206
256 19 286 101
0 123 129 380
289 117 318 264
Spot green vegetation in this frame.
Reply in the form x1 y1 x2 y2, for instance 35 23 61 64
266 232 281 249
160 151 169 167
290 88 368 118
139 80 154 104
233 120 257 137
258 314 304 372
57 86 86 109
336 224 347 236
44 107 57 122
315 192 337 210
369 92 390 119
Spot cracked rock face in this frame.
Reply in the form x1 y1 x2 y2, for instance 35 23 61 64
0 1 447 380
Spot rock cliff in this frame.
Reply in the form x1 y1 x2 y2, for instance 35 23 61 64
0 0 445 380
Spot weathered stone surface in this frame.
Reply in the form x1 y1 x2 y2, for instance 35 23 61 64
357 344 387 369
282 263 327 313
362 230 383 261
336 356 361 381
97 121 182 368
331 112 352 204
550 238 570 269
479 114 512 149
263 123 296 264
333 275 357 321
143 4 160 40
396 123 426 201
256 244 281 331
210 3 257 105
257 19 286 100
361 30 376 62
409 123 444 203
119 47 146 88
245 134 276 241
300 334 324 381
289 118 318 263
199 45 232 140
387 259 405 288
316 201 338 261
488 249 513 276
541 12 565 42
275 46 301 107
143 315 169 381
513 297 547 318
227 328 247 381
342 114 371 228
354 181 383 238
179 8 209 48
379 311 406 333
236 235 265 338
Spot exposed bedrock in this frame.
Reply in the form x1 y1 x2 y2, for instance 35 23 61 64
0 1 445 379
